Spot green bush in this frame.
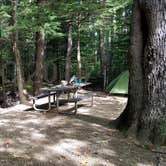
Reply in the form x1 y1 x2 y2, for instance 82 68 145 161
25 84 33 92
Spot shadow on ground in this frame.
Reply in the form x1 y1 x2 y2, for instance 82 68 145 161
0 92 164 166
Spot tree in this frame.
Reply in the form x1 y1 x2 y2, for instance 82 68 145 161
0 52 7 107
65 21 73 82
0 6 8 107
33 0 46 95
11 0 26 103
77 10 82 79
116 0 166 145
99 0 107 90
99 28 107 90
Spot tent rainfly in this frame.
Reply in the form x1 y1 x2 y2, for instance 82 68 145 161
106 70 129 94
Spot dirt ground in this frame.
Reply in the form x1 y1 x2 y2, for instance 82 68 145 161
0 91 165 166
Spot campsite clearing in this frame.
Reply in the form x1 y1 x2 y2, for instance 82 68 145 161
0 91 164 166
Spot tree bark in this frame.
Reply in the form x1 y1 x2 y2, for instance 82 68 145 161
116 0 166 145
65 21 73 82
0 53 7 107
33 31 45 95
77 14 82 79
99 29 107 90
99 0 107 90
139 0 166 144
11 0 26 103
106 30 111 84
52 62 57 82
33 0 46 95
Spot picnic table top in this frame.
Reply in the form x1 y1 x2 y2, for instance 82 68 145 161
40 82 91 92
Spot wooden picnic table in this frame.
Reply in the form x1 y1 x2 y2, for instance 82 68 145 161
32 82 92 113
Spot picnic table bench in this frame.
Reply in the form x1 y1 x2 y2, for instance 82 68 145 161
31 91 57 111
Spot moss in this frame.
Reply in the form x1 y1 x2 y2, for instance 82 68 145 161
25 85 33 92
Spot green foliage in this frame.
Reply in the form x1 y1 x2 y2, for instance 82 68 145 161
89 63 101 78
0 5 11 39
89 63 103 88
17 1 61 36
0 0 132 89
0 1 61 37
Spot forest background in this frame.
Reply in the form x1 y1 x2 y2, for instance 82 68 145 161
0 0 132 104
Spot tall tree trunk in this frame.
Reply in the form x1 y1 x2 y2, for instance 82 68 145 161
109 16 115 80
43 63 48 82
77 14 82 79
52 62 57 82
116 0 143 131
139 0 166 144
116 0 166 145
99 0 107 90
33 0 45 95
65 21 73 82
106 30 111 84
99 29 107 90
0 23 7 107
0 53 7 107
11 0 26 103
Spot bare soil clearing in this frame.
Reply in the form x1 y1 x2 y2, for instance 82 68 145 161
0 91 165 166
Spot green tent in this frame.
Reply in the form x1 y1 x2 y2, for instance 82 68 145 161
106 70 129 94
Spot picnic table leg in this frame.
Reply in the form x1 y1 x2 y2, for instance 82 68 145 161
73 88 78 114
73 88 78 98
67 92 70 102
48 93 51 111
56 93 60 113
53 94 56 106
91 95 94 106
32 95 51 112
74 101 78 114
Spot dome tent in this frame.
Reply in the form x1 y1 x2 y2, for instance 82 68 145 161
106 70 129 94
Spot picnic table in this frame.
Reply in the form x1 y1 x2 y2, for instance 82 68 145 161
31 82 93 113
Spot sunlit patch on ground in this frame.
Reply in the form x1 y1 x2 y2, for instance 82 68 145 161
0 91 164 165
